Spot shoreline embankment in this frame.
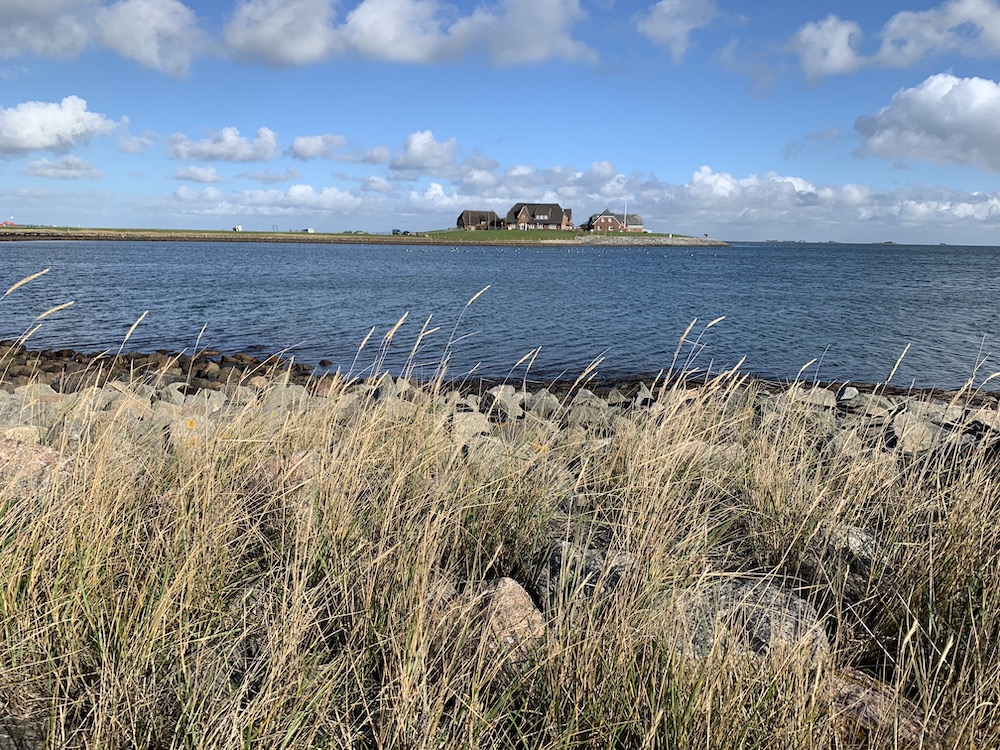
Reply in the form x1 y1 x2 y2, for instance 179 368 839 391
2 339 996 405
0 227 730 247
2 339 998 747
4 332 1000 747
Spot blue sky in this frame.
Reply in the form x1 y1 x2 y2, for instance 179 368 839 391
1 0 999 243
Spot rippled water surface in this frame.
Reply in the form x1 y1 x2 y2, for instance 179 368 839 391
1 240 999 388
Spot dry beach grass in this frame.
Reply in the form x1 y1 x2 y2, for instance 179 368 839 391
1 278 999 749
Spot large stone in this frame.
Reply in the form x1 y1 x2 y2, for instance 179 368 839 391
564 403 608 430
824 428 869 461
326 391 363 422
483 384 525 421
12 382 61 402
968 406 1000 433
843 393 899 421
262 384 310 412
451 410 493 446
666 577 830 664
824 667 929 748
781 385 837 409
634 381 655 408
224 384 261 406
798 524 880 607
525 389 562 419
827 524 878 563
0 439 70 493
183 387 229 414
892 412 947 453
0 425 44 444
536 540 634 609
570 388 605 408
479 577 546 666
379 396 419 422
606 388 629 409
167 413 219 451
462 434 535 470
5 385 65 430
904 399 964 425
835 385 860 403
156 381 189 406
0 394 21 430
103 392 153 423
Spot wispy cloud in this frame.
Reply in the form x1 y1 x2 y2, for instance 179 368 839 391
23 155 104 180
637 0 721 62
791 0 1000 79
172 165 223 183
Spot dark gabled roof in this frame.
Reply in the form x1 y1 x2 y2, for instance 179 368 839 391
458 209 500 223
506 203 569 224
589 209 643 225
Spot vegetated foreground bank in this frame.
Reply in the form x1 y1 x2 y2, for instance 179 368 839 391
0 226 729 247
2 338 999 748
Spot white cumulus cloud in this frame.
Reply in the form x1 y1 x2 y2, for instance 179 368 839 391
95 0 206 76
359 146 391 164
223 0 593 66
362 175 394 193
0 96 118 154
0 0 208 73
791 0 1000 78
167 127 278 162
173 165 223 183
22 155 104 180
447 0 595 66
390 130 460 175
289 134 348 160
855 74 1000 171
874 0 1000 67
223 0 342 66
170 183 361 215
0 0 94 59
790 15 864 79
637 0 720 62
342 0 454 63
148 157 1000 243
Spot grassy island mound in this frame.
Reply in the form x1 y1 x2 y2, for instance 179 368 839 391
0 225 729 247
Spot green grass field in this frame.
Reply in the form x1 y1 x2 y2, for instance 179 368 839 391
1 225 693 244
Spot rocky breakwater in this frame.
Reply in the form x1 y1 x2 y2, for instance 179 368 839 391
1 362 998 747
0 339 318 394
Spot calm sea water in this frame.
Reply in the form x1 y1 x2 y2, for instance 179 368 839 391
1 240 999 389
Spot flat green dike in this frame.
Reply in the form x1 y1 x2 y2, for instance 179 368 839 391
0 225 730 247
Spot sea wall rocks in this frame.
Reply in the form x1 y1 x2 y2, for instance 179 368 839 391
2 354 996 747
0 340 316 395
